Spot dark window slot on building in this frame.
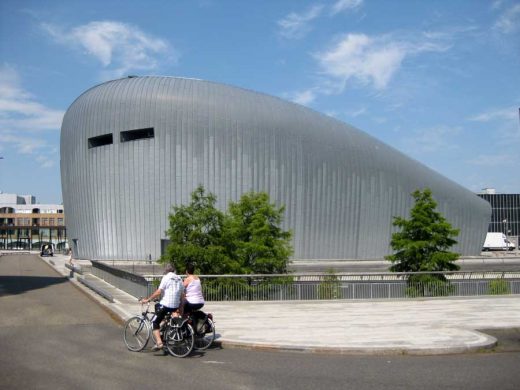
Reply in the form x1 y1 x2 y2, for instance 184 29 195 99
120 127 154 142
88 133 113 148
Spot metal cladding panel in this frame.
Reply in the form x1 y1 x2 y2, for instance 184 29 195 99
60 76 491 261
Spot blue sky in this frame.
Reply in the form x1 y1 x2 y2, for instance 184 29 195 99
0 0 519 203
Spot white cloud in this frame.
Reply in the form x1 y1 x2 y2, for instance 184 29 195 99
43 21 175 78
0 131 45 154
331 0 363 15
467 153 519 167
403 126 462 154
284 31 450 106
470 106 520 146
36 154 55 168
494 3 520 33
313 31 451 94
289 89 317 105
278 5 324 39
469 107 518 122
0 65 61 168
316 34 412 91
346 107 367 117
0 65 64 133
491 0 505 10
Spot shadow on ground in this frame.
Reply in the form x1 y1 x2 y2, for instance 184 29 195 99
0 275 68 297
478 328 520 352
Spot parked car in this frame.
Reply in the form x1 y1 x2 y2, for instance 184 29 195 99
40 244 54 257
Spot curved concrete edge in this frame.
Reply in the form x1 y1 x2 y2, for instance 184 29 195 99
214 330 498 356
35 253 507 356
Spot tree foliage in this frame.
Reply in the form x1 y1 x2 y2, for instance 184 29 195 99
161 186 292 275
385 188 460 280
161 185 240 275
226 191 292 274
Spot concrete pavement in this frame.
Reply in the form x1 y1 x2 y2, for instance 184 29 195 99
33 252 520 355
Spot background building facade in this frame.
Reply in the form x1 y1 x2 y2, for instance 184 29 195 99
478 188 519 247
61 76 491 261
0 192 67 251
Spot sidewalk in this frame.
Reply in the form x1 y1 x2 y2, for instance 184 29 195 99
41 253 520 355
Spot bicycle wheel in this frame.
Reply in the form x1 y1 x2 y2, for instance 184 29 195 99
194 318 215 350
164 323 194 358
123 316 151 352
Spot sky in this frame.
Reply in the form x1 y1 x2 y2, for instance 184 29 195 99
0 0 519 204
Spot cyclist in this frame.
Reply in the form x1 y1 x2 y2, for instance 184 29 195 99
141 263 183 351
180 263 205 315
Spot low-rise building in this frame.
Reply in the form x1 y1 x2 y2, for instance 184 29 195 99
0 192 67 251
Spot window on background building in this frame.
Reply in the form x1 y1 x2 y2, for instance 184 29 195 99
120 127 154 142
57 218 64 226
16 218 27 226
88 133 113 149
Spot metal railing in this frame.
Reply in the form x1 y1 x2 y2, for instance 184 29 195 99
91 261 152 298
88 260 520 301
141 271 520 301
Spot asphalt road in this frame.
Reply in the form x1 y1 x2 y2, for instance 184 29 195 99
1 254 520 390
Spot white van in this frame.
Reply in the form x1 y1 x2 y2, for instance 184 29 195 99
482 232 516 251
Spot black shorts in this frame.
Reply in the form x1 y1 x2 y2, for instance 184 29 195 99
184 301 204 314
152 304 177 330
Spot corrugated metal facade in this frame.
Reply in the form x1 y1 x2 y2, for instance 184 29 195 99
60 76 491 261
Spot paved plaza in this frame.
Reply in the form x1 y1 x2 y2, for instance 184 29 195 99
31 253 520 355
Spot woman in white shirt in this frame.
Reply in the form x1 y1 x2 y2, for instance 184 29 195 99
181 263 205 314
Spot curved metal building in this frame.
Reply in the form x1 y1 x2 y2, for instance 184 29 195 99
60 76 490 261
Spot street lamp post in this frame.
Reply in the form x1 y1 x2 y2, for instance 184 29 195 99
502 219 509 251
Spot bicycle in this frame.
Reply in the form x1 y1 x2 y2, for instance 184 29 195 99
123 300 195 358
189 311 216 350
123 301 154 352
162 316 195 358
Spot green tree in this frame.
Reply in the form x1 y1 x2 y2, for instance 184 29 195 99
226 191 292 274
385 188 460 293
160 185 240 275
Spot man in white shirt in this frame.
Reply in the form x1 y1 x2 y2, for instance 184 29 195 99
141 263 184 351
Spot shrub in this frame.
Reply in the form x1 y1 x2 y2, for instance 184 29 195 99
488 279 510 295
317 269 341 300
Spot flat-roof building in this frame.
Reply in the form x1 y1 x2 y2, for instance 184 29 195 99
60 76 490 261
0 192 67 251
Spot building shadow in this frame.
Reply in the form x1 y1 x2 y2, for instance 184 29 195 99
0 275 68 297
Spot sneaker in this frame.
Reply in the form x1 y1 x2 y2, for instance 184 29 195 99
151 344 163 351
